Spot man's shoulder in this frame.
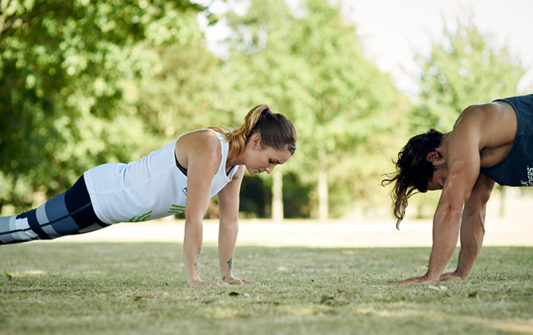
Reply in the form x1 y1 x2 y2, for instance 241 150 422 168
454 101 513 130
453 101 517 154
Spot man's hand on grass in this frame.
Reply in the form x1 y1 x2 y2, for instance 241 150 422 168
188 279 229 287
389 274 439 285
439 271 465 281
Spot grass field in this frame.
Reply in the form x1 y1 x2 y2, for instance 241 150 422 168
1 243 532 335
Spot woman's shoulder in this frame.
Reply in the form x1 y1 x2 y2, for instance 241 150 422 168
178 129 222 157
179 128 219 142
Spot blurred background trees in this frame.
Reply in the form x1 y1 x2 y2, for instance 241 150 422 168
0 0 208 210
405 20 527 219
411 21 526 132
0 0 528 220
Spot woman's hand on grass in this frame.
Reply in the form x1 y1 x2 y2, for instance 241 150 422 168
223 276 256 285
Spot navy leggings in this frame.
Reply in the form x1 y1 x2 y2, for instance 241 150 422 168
0 176 109 244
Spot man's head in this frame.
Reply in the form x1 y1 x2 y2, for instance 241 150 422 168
382 129 445 228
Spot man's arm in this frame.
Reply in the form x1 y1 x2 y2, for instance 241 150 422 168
392 188 468 284
393 110 483 285
440 174 495 280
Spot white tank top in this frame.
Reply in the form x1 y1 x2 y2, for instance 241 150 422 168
84 129 239 224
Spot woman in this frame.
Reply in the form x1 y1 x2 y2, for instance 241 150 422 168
0 104 297 287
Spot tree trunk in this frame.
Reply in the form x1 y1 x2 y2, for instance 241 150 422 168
272 168 284 222
499 187 506 218
318 153 328 222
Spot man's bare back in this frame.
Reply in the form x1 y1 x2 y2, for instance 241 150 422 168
453 100 516 169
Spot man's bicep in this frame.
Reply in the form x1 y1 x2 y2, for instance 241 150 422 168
445 121 483 203
441 160 480 210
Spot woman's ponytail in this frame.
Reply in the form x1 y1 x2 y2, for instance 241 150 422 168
216 104 297 157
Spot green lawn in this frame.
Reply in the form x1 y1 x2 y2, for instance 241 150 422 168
1 243 532 335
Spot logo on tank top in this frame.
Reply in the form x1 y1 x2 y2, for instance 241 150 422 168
182 187 187 196
129 211 152 222
169 204 186 215
520 166 533 186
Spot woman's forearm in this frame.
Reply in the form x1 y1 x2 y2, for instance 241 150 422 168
218 219 238 281
183 218 204 284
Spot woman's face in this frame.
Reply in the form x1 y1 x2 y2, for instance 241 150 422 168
244 136 292 175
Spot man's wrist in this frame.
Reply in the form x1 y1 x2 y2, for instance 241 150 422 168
454 268 469 279
425 271 442 282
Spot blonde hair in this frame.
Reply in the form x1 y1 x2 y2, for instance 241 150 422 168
211 104 297 157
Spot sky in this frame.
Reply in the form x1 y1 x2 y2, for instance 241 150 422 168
343 0 533 96
201 0 533 97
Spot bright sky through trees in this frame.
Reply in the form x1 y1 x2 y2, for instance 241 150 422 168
200 0 533 96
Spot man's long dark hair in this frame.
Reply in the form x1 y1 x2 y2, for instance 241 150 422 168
381 129 444 228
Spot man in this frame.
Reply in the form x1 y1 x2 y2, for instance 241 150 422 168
383 94 533 284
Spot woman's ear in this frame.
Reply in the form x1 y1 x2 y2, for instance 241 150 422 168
250 133 262 150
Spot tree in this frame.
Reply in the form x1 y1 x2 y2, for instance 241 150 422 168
223 0 408 220
290 0 405 220
411 20 526 132
134 40 238 142
408 19 527 219
223 0 315 220
0 0 207 211
132 22 245 218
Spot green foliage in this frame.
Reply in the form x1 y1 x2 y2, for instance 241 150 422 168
5 1 526 220
282 172 312 218
0 0 205 210
406 20 527 218
411 21 526 132
224 0 409 217
134 41 239 142
239 172 312 219
239 175 271 218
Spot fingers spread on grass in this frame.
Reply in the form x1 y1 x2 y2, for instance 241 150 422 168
224 276 256 285
189 280 229 287
388 275 437 285
440 271 464 281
